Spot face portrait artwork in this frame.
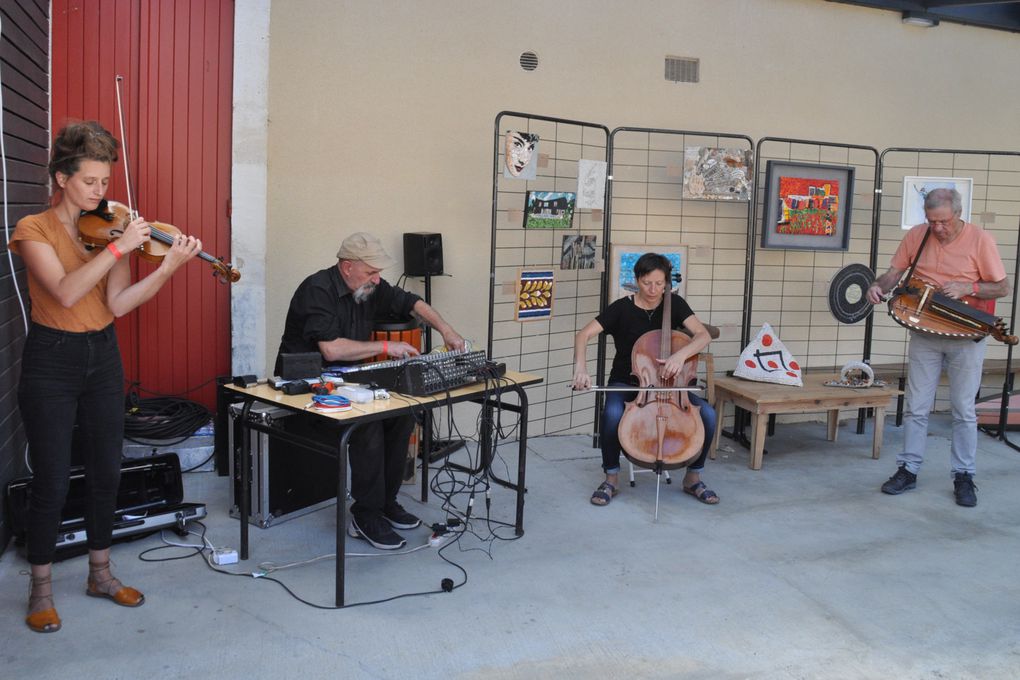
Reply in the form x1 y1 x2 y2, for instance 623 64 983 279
504 131 539 180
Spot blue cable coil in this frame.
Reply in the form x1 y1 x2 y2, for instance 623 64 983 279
312 394 351 408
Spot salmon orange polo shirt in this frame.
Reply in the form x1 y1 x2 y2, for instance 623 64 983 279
890 221 1006 315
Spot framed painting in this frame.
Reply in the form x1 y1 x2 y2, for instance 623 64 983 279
682 146 752 201
515 269 555 321
503 130 539 180
760 161 855 251
524 191 576 229
560 234 597 270
609 244 687 302
900 176 973 230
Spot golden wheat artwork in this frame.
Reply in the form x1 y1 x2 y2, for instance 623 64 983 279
515 270 554 321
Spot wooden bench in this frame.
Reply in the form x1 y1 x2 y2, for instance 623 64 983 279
708 373 902 470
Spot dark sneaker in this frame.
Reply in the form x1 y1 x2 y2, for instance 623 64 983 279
881 466 917 495
348 514 406 550
954 473 978 507
384 503 421 530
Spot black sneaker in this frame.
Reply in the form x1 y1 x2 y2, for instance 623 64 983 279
881 466 917 495
383 503 421 530
953 472 978 507
348 514 406 550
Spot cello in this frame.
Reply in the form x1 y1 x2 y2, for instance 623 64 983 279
617 284 705 517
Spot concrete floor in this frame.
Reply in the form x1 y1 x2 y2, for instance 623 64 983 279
2 413 1019 680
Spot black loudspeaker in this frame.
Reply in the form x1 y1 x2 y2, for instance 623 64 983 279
403 232 443 276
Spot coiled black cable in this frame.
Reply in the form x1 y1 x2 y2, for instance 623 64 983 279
123 387 213 446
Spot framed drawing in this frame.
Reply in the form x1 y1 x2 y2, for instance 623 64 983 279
524 191 576 229
515 269 555 321
682 146 752 201
900 176 973 230
760 161 855 251
609 244 687 302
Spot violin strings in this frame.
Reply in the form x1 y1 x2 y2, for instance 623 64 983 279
148 225 217 265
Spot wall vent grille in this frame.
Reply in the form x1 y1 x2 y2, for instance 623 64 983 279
520 51 539 71
665 56 699 83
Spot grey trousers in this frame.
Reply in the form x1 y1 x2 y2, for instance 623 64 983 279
898 332 986 477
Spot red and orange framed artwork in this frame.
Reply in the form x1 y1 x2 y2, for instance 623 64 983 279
760 161 855 251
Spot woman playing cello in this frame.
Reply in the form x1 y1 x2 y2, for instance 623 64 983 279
572 253 720 506
9 121 201 633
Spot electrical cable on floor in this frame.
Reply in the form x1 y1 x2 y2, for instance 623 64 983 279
137 520 468 609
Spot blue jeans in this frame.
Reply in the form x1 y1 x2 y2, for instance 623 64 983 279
899 333 986 476
600 382 717 473
18 324 125 565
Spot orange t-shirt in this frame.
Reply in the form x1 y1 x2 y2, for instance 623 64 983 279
8 209 115 332
890 221 1006 314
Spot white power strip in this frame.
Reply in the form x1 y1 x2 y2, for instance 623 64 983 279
212 548 238 565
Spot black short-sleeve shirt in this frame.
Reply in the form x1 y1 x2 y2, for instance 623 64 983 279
274 266 421 373
596 293 695 384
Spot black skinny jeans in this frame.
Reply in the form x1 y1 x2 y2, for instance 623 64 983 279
347 414 416 522
19 323 125 565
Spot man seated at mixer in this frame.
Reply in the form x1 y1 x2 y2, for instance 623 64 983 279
276 232 465 549
866 188 1008 507
571 253 718 507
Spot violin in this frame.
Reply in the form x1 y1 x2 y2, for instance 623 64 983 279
78 199 240 283
617 287 705 471
887 276 1017 345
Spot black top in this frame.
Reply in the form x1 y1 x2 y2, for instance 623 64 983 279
596 293 695 384
275 265 421 374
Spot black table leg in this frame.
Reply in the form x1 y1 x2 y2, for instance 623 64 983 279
335 424 355 607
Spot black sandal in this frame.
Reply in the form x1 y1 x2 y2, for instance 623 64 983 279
683 481 719 505
590 481 618 506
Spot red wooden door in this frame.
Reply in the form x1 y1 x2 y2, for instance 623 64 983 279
51 0 234 409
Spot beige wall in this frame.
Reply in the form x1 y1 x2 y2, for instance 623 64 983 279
260 0 1020 372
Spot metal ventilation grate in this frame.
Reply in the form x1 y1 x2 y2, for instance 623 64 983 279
520 51 539 71
665 56 699 83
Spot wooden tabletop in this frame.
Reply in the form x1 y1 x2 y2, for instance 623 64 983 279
713 373 902 413
224 370 543 422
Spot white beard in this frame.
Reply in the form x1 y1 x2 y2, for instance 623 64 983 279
353 283 376 304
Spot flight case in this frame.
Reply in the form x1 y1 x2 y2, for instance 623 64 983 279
227 402 340 528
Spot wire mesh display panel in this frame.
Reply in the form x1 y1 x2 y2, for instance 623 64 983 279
872 149 1020 410
487 112 609 436
603 129 754 390
745 139 879 373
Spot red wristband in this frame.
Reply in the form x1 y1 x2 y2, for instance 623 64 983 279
382 340 388 355
972 282 980 295
106 242 123 260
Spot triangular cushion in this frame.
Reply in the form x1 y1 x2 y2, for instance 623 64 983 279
734 323 803 386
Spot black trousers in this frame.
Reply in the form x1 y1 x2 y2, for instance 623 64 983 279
346 414 415 522
19 323 125 565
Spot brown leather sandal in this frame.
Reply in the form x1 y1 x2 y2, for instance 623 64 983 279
26 575 61 633
86 560 145 607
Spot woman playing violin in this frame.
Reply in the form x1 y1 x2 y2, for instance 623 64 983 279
9 121 201 633
572 253 719 507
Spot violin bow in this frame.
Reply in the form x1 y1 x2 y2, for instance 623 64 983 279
114 75 139 221
572 386 702 393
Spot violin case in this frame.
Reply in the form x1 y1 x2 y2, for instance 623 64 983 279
4 453 206 561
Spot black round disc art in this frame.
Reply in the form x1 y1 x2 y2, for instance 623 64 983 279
828 263 875 324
